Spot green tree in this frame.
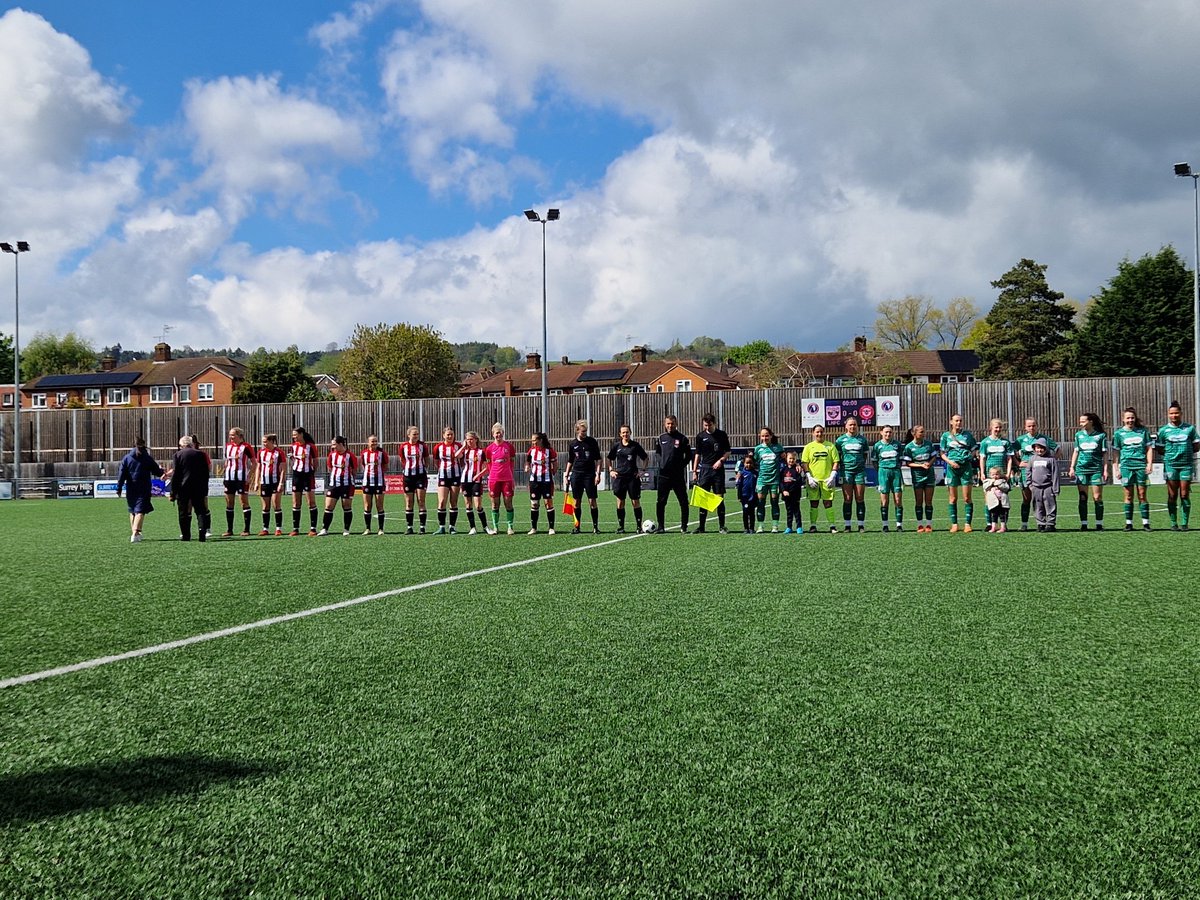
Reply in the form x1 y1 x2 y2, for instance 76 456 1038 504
21 331 97 378
932 297 979 349
874 295 938 350
1071 247 1195 376
338 323 459 399
727 339 774 365
232 347 318 404
0 332 13 382
975 259 1076 379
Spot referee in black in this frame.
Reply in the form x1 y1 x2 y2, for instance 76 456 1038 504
565 419 603 533
692 412 731 533
655 414 693 532
169 435 212 542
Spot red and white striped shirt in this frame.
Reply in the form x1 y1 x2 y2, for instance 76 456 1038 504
399 441 427 476
258 446 285 485
223 441 255 481
327 449 357 488
360 448 389 488
433 441 462 479
291 440 316 473
527 446 557 482
459 446 486 482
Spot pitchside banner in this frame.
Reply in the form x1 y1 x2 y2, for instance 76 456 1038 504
801 396 901 428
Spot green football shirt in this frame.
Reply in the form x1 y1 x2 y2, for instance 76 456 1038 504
1016 431 1057 462
978 436 1013 475
939 429 977 466
1072 429 1107 471
871 439 903 470
1155 423 1199 467
753 442 785 482
1113 426 1151 468
835 433 869 471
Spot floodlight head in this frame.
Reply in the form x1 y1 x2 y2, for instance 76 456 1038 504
17 241 29 252
524 209 539 222
0 241 29 254
0 243 11 254
1175 162 1192 177
546 208 560 221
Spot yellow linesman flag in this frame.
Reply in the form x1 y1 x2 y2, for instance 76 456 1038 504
689 483 724 512
562 496 575 516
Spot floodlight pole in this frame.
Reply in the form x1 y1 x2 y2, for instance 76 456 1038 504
1 241 28 499
524 208 559 433
1175 164 1200 429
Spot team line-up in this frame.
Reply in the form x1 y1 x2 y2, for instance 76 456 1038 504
114 404 1200 542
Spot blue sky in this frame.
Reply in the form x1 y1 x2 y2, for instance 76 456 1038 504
1 1 1199 358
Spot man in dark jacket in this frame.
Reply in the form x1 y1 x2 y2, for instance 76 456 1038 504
170 436 212 542
655 415 692 532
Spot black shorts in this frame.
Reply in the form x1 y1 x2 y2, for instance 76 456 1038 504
327 484 355 500
612 473 642 500
529 480 554 501
224 479 248 496
404 474 429 493
361 484 386 496
292 472 315 493
461 481 483 498
695 468 726 493
438 474 461 488
259 482 280 498
570 474 598 499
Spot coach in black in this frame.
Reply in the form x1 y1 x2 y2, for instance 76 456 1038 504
655 414 692 532
169 435 212 542
692 413 731 533
565 419 603 533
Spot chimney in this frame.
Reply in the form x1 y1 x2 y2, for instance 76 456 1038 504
153 342 172 363
525 351 541 371
853 335 867 353
504 374 514 397
561 355 570 366
631 345 648 364
100 355 117 372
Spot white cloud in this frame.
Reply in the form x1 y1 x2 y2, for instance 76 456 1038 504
184 75 369 216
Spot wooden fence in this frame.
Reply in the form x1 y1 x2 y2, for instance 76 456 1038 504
2 375 1195 476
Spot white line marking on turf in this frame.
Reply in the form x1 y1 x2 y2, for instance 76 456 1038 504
1 532 646 690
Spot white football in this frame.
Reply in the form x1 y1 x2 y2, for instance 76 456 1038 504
641 519 658 533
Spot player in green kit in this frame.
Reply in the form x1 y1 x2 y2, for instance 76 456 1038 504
801 425 840 532
903 424 938 532
940 413 978 533
835 417 870 531
977 418 1013 532
1112 407 1153 530
1156 401 1200 530
1067 412 1108 530
871 424 904 532
753 427 785 532
1014 417 1058 531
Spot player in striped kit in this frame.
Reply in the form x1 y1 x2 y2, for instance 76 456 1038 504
525 432 558 534
289 427 319 535
456 431 488 534
319 435 357 536
359 434 389 535
432 427 463 534
222 427 257 536
399 425 430 534
254 433 287 535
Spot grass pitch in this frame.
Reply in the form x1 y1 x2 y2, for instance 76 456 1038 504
2 492 1198 896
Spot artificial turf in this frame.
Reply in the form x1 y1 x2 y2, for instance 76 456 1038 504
1 494 1197 896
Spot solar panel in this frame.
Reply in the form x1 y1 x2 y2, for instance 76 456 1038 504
576 368 628 383
35 372 142 388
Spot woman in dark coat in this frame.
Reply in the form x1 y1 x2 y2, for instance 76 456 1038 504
116 436 163 543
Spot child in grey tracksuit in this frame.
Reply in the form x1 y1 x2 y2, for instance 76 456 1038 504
1028 438 1060 531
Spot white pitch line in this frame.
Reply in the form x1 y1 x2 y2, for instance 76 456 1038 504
1 532 644 690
